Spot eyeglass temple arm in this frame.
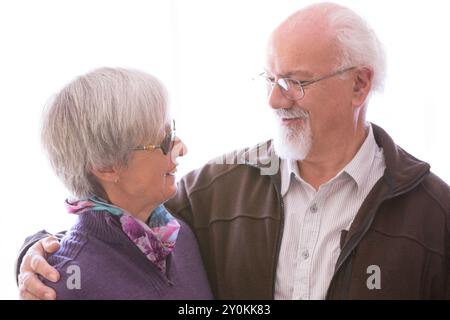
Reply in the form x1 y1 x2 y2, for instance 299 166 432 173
133 144 161 151
301 67 357 87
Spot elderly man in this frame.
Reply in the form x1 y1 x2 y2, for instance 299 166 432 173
17 2 450 300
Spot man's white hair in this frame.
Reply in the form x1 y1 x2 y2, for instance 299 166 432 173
288 2 387 92
41 67 170 198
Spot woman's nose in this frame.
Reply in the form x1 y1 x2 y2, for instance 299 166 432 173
176 138 188 157
170 137 187 163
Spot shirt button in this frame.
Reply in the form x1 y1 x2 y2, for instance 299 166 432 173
302 250 309 260
310 203 318 213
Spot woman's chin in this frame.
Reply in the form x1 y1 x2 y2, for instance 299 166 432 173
162 183 178 202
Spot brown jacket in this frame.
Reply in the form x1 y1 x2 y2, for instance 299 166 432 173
165 124 450 299
16 124 450 299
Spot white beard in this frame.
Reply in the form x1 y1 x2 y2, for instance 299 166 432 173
272 109 313 161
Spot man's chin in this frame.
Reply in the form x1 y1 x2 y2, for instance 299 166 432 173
273 130 312 161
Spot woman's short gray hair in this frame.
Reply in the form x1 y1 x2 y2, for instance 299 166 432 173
41 67 170 199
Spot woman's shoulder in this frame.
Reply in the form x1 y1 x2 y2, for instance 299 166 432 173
42 229 93 300
47 211 126 271
42 213 131 299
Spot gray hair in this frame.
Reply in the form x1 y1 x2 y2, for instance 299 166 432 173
41 67 170 199
296 2 387 92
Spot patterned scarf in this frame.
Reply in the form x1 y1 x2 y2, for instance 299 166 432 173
65 197 180 273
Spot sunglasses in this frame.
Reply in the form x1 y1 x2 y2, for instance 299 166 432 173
132 120 176 155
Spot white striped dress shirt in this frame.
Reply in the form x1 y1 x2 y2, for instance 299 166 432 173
274 124 386 300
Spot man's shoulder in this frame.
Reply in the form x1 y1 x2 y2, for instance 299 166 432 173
180 140 279 195
420 172 450 214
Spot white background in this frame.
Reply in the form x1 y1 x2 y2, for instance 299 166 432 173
0 0 449 299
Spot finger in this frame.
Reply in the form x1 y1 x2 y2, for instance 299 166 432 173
20 251 34 273
19 239 47 275
30 254 60 282
41 236 60 254
19 288 41 300
20 240 45 273
19 241 60 282
20 272 56 300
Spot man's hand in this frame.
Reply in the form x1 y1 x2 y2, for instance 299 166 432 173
18 236 61 300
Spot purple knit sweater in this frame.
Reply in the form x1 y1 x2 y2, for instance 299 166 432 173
42 210 213 299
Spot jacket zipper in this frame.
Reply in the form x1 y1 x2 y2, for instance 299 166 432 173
325 171 429 299
244 158 285 299
270 177 285 299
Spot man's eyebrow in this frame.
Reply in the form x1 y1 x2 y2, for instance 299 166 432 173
284 69 314 78
265 68 314 78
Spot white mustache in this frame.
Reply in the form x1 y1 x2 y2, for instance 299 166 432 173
274 108 309 120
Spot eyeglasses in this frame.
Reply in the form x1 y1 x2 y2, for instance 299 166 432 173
132 120 176 155
260 66 357 101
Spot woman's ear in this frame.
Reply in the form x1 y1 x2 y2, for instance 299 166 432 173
90 165 121 184
352 67 373 108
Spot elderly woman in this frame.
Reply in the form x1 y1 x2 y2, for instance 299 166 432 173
39 67 212 299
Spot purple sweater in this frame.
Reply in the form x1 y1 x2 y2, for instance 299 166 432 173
43 210 213 299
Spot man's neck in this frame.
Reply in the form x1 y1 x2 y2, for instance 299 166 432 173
298 123 369 190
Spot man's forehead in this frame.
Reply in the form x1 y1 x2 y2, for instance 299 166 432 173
265 51 315 76
266 32 338 76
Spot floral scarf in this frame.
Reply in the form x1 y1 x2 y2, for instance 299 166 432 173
65 197 180 273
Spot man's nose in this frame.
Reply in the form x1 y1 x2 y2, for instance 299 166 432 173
268 82 294 110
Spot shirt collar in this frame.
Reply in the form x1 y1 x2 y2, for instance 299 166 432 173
341 124 378 190
280 123 379 196
280 158 302 196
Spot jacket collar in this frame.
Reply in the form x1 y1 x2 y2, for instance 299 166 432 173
241 123 430 196
371 123 430 195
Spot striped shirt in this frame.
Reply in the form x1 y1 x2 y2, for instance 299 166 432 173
274 124 386 300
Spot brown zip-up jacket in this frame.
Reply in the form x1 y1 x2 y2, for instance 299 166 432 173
16 124 450 299
165 123 450 299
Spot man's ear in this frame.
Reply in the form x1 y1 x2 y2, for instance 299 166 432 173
90 165 121 184
352 67 373 108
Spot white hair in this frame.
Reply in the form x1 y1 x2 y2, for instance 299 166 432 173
41 67 170 198
299 2 387 92
272 108 312 161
